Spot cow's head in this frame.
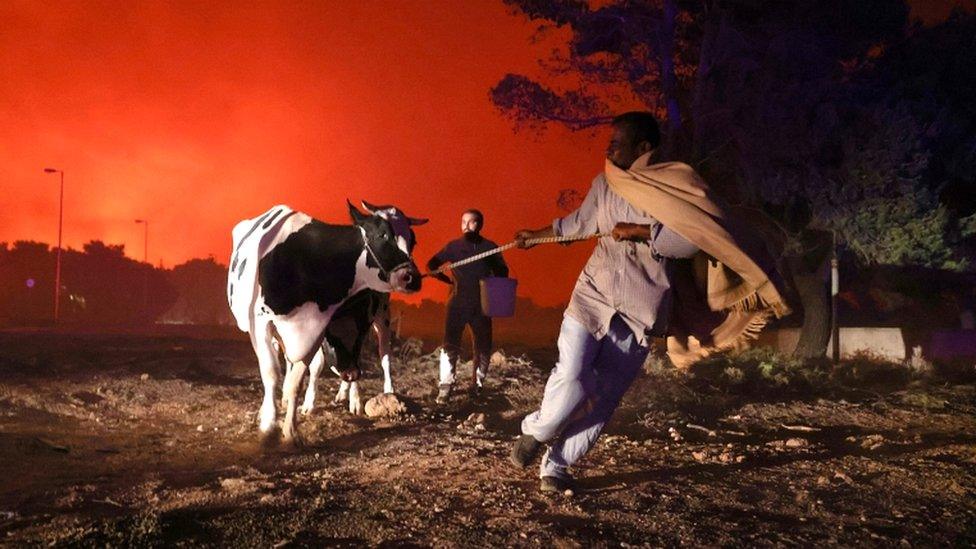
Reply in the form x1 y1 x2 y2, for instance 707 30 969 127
348 199 427 293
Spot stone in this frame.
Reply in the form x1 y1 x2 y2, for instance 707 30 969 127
490 350 507 366
364 393 407 418
860 434 885 450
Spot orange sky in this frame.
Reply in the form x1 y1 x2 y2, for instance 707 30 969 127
0 1 969 307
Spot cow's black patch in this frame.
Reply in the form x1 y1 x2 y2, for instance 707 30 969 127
324 289 384 373
258 221 363 315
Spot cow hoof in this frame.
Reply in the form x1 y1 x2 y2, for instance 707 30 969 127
299 403 315 416
281 434 305 451
259 427 281 449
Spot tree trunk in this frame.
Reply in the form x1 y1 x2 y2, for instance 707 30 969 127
661 0 680 129
790 257 831 358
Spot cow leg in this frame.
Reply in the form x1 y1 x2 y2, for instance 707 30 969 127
281 358 308 448
325 300 368 414
281 361 294 408
253 321 283 445
300 346 327 416
380 355 393 394
348 380 363 415
373 317 394 394
334 379 350 405
330 345 349 406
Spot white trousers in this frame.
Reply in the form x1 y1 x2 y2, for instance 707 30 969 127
521 314 648 479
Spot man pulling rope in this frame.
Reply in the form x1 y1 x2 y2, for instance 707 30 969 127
506 111 790 496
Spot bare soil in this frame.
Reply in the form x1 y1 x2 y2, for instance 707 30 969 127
0 329 974 547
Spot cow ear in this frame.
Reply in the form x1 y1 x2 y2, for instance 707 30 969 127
407 216 428 226
347 199 367 224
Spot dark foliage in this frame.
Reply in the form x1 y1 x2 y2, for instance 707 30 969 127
491 0 976 356
0 239 178 326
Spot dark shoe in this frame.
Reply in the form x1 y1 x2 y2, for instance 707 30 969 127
509 434 542 468
540 476 576 496
435 384 452 404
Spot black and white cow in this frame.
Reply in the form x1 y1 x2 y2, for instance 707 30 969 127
227 201 426 446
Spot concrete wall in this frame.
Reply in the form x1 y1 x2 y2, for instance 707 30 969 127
758 327 907 362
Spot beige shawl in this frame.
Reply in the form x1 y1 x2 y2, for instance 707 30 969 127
605 153 791 368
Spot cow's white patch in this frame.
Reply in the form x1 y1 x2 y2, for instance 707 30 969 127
439 348 455 385
334 379 349 404
259 391 277 433
300 346 327 416
381 354 393 394
280 359 308 445
348 381 363 415
273 301 336 364
355 248 392 292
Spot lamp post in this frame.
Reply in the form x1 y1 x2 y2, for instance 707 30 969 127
831 231 840 363
43 168 64 323
134 219 148 263
134 219 149 313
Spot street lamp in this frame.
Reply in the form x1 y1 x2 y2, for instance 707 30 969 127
134 219 148 263
134 219 149 312
43 168 64 323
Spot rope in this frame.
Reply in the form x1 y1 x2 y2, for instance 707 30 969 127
425 233 610 276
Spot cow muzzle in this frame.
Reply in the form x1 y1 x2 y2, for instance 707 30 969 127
390 263 422 293
340 367 362 382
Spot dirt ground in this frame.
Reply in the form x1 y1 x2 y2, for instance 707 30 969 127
1 328 974 547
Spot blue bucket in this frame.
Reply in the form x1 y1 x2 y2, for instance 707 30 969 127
480 277 518 317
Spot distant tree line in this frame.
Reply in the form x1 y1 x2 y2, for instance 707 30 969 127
0 240 233 327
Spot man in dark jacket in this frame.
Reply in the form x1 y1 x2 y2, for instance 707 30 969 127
427 209 509 403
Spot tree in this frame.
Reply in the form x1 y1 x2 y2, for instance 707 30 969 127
0 239 177 326
0 241 54 325
162 257 235 325
491 0 976 357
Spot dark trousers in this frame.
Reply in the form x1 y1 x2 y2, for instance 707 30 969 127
440 304 493 386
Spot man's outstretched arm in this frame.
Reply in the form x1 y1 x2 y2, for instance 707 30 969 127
517 177 602 249
426 254 453 284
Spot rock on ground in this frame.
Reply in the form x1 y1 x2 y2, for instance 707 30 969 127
364 393 407 418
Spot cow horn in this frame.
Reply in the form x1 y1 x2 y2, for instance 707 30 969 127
361 200 391 214
347 199 367 223
407 216 429 226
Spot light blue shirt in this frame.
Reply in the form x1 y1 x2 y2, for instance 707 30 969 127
554 173 698 346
